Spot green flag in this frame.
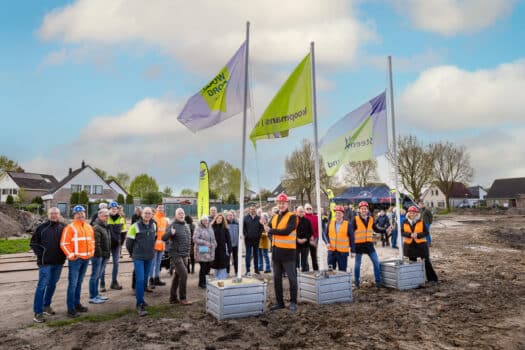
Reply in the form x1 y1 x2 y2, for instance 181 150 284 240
249 53 312 145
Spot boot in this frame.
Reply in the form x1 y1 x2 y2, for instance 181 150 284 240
149 278 156 289
155 277 166 286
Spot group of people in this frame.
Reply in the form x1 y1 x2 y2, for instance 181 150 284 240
30 195 438 321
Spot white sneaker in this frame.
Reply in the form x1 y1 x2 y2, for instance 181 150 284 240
89 297 105 304
96 295 109 301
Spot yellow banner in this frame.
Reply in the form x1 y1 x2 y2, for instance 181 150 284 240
198 161 209 219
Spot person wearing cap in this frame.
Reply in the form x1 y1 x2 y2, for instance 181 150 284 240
295 206 313 272
402 206 438 283
126 207 157 316
89 208 111 304
264 192 298 312
150 204 169 288
90 202 108 225
303 203 319 271
99 201 127 291
351 201 382 288
60 205 95 318
322 205 352 272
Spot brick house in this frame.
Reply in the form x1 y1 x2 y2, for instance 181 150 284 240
42 161 120 215
0 171 58 203
486 177 525 208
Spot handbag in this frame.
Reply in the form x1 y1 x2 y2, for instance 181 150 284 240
198 245 210 253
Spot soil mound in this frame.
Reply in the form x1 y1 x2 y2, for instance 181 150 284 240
0 204 43 238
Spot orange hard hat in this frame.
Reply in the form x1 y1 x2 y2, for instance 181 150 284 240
358 201 369 208
276 192 288 202
408 206 419 213
334 205 345 213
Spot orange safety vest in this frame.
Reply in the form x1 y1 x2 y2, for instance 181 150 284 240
60 220 95 260
354 216 374 244
153 212 167 251
403 220 427 244
328 220 350 253
271 211 296 250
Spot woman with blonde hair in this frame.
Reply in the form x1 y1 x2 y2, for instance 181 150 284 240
211 213 232 280
193 216 217 289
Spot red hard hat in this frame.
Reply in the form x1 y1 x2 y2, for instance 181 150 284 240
276 192 288 202
334 205 345 213
408 206 419 213
358 201 369 208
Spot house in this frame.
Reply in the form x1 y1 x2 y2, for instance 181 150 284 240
422 182 480 208
0 171 58 203
106 179 128 198
42 161 120 215
486 177 525 208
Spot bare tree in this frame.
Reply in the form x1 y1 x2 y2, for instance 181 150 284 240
430 141 473 210
282 139 332 204
343 160 378 186
387 135 434 200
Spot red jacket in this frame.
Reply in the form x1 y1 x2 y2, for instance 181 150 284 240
304 213 319 239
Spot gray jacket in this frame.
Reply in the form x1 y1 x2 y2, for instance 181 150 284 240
93 219 111 259
193 224 217 262
227 219 239 248
163 219 191 259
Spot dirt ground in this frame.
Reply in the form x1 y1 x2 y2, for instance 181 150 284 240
0 214 524 349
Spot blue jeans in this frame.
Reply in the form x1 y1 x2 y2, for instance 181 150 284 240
134 259 153 306
245 241 259 273
89 257 105 299
149 250 163 279
67 258 90 311
100 246 120 285
354 251 381 286
391 229 398 248
214 268 228 280
33 264 63 314
258 248 271 272
426 224 432 245
327 250 349 271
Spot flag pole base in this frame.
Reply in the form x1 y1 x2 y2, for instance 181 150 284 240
298 271 352 304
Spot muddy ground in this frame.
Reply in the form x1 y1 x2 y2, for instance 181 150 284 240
0 214 524 349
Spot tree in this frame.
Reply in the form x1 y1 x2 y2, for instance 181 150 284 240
117 194 125 204
6 195 14 205
94 168 108 180
180 188 196 196
142 191 163 205
226 193 237 204
162 186 173 197
387 135 434 200
0 155 24 173
129 174 159 199
31 196 43 205
17 188 27 203
78 191 89 205
343 160 378 187
70 192 80 205
282 139 333 204
255 189 272 201
125 194 134 204
430 141 474 210
209 160 249 200
107 173 130 190
209 190 218 200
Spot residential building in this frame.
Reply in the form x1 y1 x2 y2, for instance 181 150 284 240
486 177 525 208
106 179 128 198
0 171 58 203
422 182 480 208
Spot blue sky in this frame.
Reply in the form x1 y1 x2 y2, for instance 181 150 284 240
1 0 524 194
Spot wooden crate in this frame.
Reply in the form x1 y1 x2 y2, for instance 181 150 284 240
206 278 267 320
380 259 425 290
299 271 352 304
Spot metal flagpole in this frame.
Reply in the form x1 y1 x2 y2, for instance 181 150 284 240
388 55 403 261
310 42 326 271
237 21 250 280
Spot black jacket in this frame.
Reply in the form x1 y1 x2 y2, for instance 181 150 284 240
30 220 66 266
269 210 297 262
296 216 313 248
163 219 191 259
402 219 430 258
243 214 263 243
93 219 111 258
350 215 380 254
211 224 232 269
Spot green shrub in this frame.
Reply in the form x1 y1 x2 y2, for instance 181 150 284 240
6 195 14 205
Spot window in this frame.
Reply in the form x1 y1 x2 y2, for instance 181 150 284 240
12 189 17 195
1 189 7 195
438 201 445 208
71 184 81 193
83 185 91 194
94 185 103 194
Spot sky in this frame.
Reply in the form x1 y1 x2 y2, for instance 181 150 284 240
1 0 524 194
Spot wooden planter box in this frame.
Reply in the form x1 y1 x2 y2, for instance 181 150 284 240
380 259 425 290
206 278 267 320
298 271 353 304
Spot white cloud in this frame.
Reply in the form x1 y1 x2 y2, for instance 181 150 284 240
38 0 376 72
398 59 525 130
391 0 516 36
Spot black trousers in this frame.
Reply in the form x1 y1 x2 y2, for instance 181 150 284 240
309 242 319 271
273 257 297 305
296 245 309 272
409 256 438 282
226 246 239 275
198 262 212 288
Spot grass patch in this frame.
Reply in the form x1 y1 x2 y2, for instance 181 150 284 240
146 304 178 319
0 238 30 254
46 309 133 328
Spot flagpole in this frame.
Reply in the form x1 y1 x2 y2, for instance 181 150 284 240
237 21 250 280
388 55 403 261
310 42 326 271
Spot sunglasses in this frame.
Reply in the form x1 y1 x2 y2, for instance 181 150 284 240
305 208 312 210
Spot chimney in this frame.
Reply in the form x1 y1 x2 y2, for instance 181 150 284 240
81 160 86 169
69 168 72 175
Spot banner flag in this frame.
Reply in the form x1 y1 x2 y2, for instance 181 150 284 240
197 161 209 219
